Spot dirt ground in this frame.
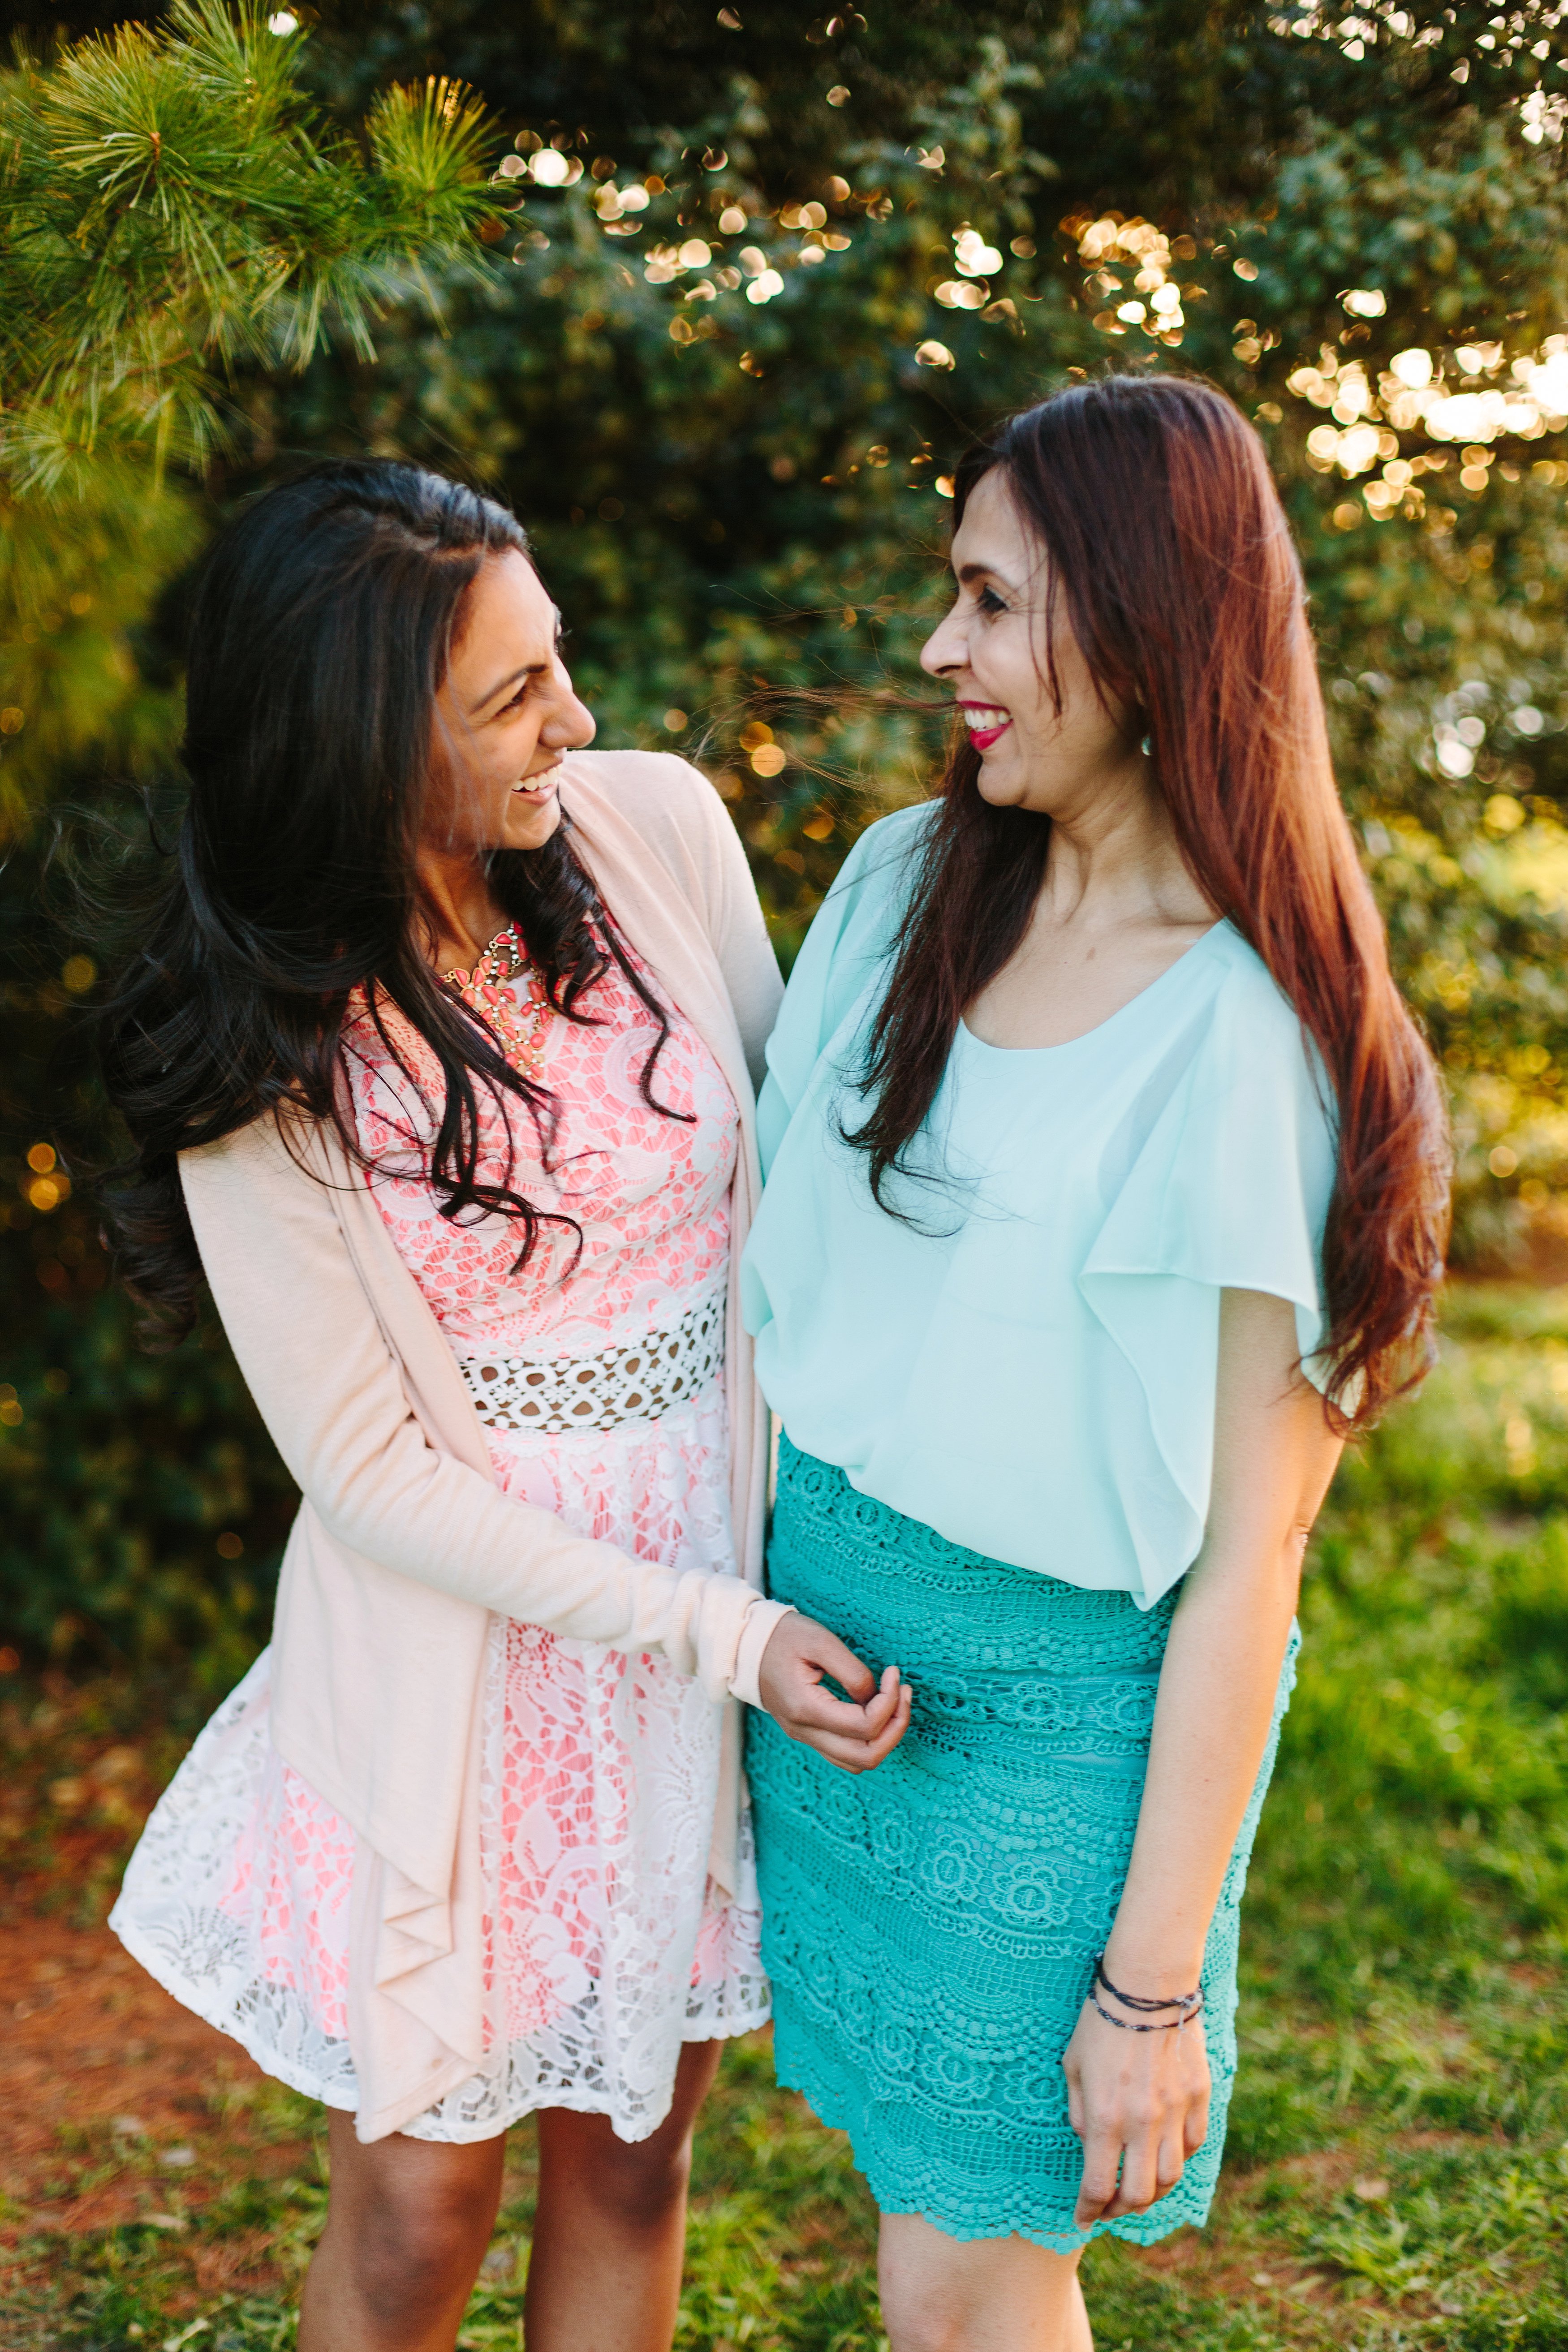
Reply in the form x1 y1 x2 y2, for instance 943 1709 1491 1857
0 1674 323 2318
1 1910 310 2255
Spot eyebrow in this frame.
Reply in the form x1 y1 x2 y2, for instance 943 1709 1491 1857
473 608 563 711
954 559 1023 591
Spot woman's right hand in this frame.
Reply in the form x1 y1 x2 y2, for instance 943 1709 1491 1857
757 1613 912 1773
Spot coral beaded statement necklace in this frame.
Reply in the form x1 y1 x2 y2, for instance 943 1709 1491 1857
444 921 554 1084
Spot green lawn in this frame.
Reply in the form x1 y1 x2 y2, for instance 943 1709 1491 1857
9 1287 1568 2348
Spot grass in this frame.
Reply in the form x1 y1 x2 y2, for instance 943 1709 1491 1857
7 1284 1568 2346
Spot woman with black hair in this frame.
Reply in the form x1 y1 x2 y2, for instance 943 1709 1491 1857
102 462 909 2352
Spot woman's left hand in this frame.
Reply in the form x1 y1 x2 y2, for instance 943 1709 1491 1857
1062 1997 1212 2227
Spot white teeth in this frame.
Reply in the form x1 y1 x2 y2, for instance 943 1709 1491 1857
963 706 1009 730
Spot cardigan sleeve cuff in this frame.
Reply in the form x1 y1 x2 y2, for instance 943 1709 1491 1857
729 1595 795 1710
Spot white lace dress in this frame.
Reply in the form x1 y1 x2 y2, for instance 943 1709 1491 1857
110 937 770 2142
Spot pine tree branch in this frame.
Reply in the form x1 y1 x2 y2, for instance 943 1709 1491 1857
0 0 503 502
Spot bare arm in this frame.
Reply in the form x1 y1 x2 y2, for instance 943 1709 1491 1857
1065 1287 1344 2224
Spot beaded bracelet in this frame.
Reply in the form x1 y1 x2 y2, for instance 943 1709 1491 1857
1090 1989 1206 2033
1090 1952 1204 2032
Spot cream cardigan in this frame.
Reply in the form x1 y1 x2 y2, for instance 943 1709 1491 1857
179 750 789 2141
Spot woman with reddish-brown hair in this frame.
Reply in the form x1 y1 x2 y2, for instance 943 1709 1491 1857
741 373 1449 2348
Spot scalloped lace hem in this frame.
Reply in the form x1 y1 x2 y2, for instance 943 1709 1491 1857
109 1902 769 2144
768 2039 1227 2250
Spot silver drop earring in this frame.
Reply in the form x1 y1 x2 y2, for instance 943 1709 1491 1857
1140 734 1153 758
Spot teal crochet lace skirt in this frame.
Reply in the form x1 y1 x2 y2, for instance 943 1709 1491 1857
747 1438 1298 2251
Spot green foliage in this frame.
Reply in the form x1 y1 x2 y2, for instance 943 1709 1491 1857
0 1286 293 1684
0 0 496 496
0 0 500 832
0 466 202 840
0 797 297 1675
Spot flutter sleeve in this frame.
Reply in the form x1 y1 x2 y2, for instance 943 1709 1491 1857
1079 947 1339 1605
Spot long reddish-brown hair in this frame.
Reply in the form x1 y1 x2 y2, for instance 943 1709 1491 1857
851 373 1449 1434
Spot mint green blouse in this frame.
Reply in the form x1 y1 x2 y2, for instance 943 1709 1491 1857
741 804 1338 1610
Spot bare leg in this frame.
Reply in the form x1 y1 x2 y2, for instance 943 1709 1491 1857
878 2211 1094 2352
525 2037 725 2352
298 2114 506 2352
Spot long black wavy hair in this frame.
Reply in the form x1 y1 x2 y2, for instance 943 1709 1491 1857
98 459 685 1341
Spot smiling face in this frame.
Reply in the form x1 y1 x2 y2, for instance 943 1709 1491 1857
919 466 1140 821
423 547 596 858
